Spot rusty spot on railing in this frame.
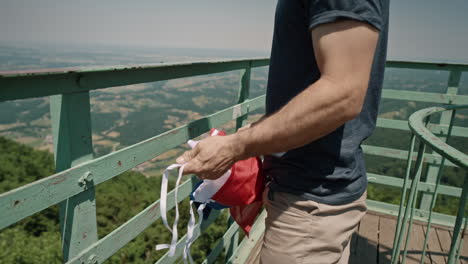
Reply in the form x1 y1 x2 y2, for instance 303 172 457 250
12 198 26 207
168 129 180 136
0 67 82 76
49 175 67 186
117 161 122 167
149 203 159 212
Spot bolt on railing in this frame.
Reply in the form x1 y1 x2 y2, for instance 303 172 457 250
391 104 468 264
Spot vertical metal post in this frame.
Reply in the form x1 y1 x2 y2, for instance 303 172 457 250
392 118 430 264
393 141 426 264
455 218 467 262
225 63 252 261
419 70 461 211
50 92 98 262
235 63 252 129
419 109 456 264
391 135 416 262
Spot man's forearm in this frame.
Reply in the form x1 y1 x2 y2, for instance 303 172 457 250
177 20 377 179
234 76 363 160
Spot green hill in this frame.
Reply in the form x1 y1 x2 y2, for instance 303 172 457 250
0 137 228 263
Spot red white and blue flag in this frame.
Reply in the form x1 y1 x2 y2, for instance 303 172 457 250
156 129 264 263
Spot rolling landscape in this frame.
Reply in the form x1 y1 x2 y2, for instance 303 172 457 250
0 44 268 178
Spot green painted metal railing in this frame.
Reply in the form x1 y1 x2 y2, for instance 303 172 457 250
1 58 468 263
0 58 269 264
366 61 468 229
391 104 468 264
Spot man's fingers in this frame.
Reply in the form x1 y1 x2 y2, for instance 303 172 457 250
183 162 221 179
182 160 200 175
176 147 199 164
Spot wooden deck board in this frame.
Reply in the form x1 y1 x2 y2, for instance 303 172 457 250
437 228 453 263
460 232 468 264
243 211 467 264
405 224 430 264
423 225 447 264
378 216 396 264
448 230 468 264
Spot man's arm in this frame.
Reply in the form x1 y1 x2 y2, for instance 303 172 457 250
178 20 379 179
236 20 379 158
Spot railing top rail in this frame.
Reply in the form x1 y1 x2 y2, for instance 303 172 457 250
0 59 466 78
0 58 269 102
1 59 466 78
408 104 468 169
386 60 468 71
1 59 467 103
0 57 270 77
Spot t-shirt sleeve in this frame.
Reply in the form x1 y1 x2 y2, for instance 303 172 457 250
305 0 383 31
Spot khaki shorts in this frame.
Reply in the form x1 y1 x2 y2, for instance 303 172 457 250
260 189 367 264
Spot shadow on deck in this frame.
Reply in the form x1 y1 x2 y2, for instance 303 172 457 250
244 211 468 264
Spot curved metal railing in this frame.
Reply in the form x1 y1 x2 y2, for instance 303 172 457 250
391 104 468 264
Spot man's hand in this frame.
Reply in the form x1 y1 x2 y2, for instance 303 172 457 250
176 135 244 180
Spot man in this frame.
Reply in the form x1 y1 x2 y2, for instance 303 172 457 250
177 0 389 263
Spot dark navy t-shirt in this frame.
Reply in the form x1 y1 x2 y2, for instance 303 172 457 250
264 0 389 205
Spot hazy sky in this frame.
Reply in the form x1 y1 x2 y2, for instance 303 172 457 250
1 0 467 62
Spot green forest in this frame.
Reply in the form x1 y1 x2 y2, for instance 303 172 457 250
0 137 230 264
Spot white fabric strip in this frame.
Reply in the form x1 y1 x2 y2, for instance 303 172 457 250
191 169 230 203
184 201 206 264
159 164 182 234
155 163 184 256
156 133 219 261
183 200 196 264
155 163 206 263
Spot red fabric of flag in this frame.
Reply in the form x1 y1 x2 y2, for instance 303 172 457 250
209 129 265 235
